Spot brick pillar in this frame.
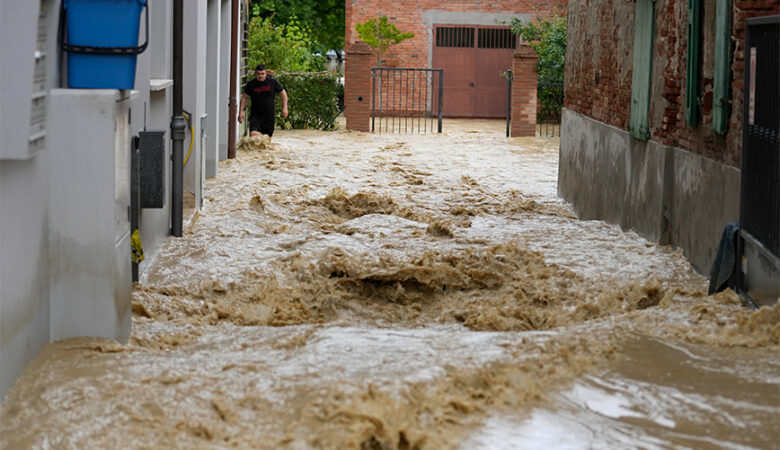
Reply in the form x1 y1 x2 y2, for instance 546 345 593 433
510 45 539 137
345 41 373 132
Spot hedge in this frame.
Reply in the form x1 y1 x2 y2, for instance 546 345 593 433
274 72 344 130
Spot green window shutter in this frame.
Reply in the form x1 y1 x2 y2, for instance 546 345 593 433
629 0 655 141
712 0 731 134
686 0 701 125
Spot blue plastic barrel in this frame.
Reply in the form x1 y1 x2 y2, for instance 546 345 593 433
63 0 147 89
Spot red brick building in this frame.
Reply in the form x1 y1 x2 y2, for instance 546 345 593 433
559 0 779 273
345 0 566 119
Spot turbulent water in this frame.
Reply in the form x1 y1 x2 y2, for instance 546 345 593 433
2 120 778 449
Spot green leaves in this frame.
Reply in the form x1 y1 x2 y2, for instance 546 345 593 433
274 73 344 130
510 14 566 85
511 13 567 121
248 16 325 73
355 17 415 66
250 0 345 51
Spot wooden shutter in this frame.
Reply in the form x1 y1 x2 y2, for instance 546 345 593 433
685 0 701 125
712 0 732 134
629 0 655 141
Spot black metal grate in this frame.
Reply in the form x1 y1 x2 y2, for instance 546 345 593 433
371 68 443 134
478 28 515 49
741 17 780 256
435 27 474 48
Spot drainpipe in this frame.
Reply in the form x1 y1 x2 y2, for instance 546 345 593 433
227 0 239 159
170 0 185 236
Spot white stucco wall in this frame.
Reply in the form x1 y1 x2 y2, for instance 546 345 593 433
0 0 58 398
48 90 134 342
183 0 208 208
0 0 238 399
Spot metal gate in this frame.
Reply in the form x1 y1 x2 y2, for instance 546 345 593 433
738 15 779 307
371 68 443 133
537 82 564 137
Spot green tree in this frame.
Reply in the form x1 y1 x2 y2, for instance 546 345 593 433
250 0 345 51
511 13 566 121
247 16 325 73
355 16 415 67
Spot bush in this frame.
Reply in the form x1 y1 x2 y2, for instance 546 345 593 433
248 16 325 73
274 72 343 130
511 13 566 122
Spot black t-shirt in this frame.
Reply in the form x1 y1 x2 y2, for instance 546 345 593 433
244 77 283 119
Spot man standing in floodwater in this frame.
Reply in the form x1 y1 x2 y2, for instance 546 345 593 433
238 64 289 141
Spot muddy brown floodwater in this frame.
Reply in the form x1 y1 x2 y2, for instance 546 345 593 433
2 120 779 449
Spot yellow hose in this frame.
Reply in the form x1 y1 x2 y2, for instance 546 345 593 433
182 111 194 166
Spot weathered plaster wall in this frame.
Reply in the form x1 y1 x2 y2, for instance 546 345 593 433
559 108 741 274
565 0 780 167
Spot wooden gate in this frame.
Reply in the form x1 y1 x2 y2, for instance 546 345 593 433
432 25 516 118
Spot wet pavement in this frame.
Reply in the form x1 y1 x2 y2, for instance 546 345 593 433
1 120 778 449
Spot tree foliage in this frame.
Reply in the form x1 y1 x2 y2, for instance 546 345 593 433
511 13 566 121
355 17 415 66
250 0 345 51
247 16 325 73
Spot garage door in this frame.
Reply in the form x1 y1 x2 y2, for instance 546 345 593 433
432 26 516 118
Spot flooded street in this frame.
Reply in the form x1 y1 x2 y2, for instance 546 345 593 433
1 120 778 449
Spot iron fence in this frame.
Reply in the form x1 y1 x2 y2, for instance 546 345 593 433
371 68 443 134
537 81 564 137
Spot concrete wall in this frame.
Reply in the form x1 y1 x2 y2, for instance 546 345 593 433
0 0 58 398
1 0 239 399
219 0 232 162
48 90 133 342
205 0 222 178
0 155 51 398
559 109 740 274
183 0 208 208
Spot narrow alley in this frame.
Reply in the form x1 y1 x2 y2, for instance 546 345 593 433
1 121 778 449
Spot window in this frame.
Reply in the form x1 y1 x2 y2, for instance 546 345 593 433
435 27 475 48
477 28 515 49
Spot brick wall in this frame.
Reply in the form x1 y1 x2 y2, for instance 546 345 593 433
565 0 779 167
511 47 538 137
345 41 373 132
346 0 567 70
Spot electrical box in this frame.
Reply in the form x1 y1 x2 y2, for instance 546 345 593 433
138 130 166 208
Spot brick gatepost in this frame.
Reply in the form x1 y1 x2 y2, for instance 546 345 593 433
510 45 539 137
345 41 373 132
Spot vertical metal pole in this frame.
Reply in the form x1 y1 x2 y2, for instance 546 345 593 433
424 70 428 133
404 70 408 133
170 0 185 237
371 69 376 132
437 69 443 133
391 70 395 133
131 137 140 282
379 69 384 133
410 70 415 133
506 69 512 137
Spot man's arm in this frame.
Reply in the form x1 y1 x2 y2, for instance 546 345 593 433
280 89 288 118
238 93 248 123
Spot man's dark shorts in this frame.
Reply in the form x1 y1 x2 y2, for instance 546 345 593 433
249 116 274 137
